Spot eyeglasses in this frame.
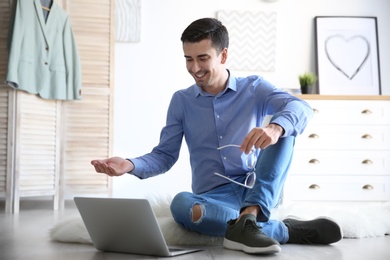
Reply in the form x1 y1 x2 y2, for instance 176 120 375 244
214 144 257 189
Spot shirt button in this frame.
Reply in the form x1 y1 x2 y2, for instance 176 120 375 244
216 115 220 118
219 136 223 139
45 47 49 51
44 62 48 65
223 157 227 160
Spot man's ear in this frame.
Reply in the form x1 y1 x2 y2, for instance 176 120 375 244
221 48 228 64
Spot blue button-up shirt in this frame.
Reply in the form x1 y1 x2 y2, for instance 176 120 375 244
130 73 313 194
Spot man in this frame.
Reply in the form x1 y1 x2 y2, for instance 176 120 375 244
91 18 342 254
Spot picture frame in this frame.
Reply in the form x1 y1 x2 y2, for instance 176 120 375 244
315 16 381 95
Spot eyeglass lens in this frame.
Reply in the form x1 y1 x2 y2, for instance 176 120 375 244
246 151 257 170
245 172 256 188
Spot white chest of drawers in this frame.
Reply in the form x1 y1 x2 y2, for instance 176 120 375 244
284 95 390 202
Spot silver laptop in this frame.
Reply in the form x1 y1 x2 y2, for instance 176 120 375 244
74 197 203 257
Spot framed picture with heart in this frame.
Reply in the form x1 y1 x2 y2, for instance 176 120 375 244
315 16 381 95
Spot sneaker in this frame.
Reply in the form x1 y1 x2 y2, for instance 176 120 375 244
283 216 343 244
224 214 281 254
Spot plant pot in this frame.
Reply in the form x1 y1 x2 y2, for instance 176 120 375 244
300 85 311 94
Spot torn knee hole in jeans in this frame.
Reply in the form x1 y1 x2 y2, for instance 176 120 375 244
191 203 205 224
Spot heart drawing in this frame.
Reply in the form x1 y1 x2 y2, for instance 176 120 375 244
324 35 371 80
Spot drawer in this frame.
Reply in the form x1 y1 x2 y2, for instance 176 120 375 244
290 150 390 175
296 125 390 150
284 175 390 202
306 100 390 125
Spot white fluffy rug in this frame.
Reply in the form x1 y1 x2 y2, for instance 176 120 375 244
50 199 390 246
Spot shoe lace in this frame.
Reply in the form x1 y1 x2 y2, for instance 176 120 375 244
244 219 264 235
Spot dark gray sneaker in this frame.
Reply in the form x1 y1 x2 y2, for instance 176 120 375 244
224 214 281 254
283 216 343 244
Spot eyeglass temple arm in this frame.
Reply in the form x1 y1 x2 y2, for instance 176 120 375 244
217 144 241 150
214 172 252 188
217 144 256 154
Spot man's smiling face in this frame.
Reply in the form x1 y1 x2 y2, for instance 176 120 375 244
183 39 228 94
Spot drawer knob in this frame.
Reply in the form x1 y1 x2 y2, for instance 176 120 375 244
308 134 320 139
362 184 374 190
361 109 372 115
362 159 373 165
309 184 320 189
309 159 320 164
361 134 372 139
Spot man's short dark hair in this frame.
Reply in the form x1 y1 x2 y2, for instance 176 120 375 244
181 18 229 53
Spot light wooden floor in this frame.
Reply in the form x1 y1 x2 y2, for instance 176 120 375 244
1 199 390 260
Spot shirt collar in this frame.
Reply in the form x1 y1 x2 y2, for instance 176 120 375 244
194 70 237 97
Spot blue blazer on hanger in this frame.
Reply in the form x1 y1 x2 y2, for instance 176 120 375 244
6 0 82 100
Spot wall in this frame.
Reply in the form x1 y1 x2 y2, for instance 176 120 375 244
112 0 390 199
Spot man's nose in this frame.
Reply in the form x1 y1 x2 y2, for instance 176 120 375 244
190 61 201 73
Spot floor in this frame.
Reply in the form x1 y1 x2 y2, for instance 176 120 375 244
1 199 390 260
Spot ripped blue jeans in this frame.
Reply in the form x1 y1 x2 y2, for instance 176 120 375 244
170 136 295 244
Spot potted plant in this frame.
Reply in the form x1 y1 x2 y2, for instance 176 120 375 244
299 72 317 94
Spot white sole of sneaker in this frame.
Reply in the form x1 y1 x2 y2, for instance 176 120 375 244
223 238 281 254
